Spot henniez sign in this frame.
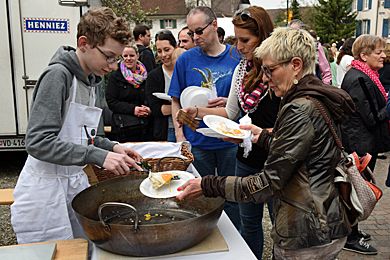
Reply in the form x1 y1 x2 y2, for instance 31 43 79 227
23 18 70 33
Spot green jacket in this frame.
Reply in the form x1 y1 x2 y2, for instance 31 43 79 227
202 75 354 250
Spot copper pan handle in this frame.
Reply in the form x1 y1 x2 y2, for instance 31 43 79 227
98 202 139 231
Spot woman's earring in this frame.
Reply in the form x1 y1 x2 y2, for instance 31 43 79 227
293 78 298 85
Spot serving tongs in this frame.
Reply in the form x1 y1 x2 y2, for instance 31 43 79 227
131 161 181 180
128 161 152 173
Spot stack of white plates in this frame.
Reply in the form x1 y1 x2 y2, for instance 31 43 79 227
180 86 213 109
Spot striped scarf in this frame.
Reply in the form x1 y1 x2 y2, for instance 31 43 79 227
236 59 268 113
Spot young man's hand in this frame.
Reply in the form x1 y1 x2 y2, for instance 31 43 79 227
103 145 143 174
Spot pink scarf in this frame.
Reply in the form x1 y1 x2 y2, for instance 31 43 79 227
120 61 147 88
351 60 388 101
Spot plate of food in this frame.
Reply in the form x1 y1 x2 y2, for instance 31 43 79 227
203 115 251 139
180 86 212 109
152 92 172 101
139 170 196 199
196 128 226 139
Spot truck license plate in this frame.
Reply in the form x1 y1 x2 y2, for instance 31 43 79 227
0 138 25 149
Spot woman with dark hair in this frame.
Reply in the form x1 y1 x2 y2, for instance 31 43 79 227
145 30 179 141
178 6 278 259
106 45 151 142
341 34 390 255
336 37 355 87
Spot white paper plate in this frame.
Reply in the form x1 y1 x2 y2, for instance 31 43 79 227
196 128 226 139
180 86 212 109
203 115 251 139
139 170 196 199
152 92 172 101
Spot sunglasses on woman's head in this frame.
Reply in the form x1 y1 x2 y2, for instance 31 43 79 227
234 9 253 21
187 20 213 37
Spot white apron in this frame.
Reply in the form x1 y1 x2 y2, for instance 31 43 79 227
11 77 102 244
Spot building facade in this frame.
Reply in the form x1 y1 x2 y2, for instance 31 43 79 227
140 0 240 41
353 0 390 38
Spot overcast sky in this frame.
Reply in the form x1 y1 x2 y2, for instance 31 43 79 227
250 0 317 10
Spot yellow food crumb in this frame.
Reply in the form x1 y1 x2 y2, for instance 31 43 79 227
144 213 152 221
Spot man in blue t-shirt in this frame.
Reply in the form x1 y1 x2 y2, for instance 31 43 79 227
169 6 241 230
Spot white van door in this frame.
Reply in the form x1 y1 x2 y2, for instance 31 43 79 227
0 0 17 138
2 0 83 149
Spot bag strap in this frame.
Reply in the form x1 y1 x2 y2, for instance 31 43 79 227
306 96 354 164
306 97 344 150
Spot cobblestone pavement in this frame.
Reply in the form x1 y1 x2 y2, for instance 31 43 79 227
338 153 390 260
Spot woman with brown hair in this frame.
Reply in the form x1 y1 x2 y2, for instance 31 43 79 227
145 30 182 141
178 6 278 259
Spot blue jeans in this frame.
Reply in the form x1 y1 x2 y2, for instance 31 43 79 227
167 127 176 142
191 146 241 231
236 160 273 260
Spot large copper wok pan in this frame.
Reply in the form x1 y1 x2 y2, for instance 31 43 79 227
72 172 224 256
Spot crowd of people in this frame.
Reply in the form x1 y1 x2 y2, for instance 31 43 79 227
9 4 390 260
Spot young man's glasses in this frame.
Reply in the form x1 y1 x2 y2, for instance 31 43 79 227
187 20 214 37
234 9 253 21
95 46 121 64
261 58 292 79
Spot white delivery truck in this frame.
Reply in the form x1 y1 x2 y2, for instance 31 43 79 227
0 0 90 151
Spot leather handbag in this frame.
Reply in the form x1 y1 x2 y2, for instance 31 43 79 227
308 96 383 225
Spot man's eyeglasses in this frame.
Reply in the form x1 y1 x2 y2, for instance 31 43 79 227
95 46 121 64
261 58 292 78
187 20 213 37
234 9 253 22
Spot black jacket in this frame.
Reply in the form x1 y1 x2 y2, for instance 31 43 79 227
341 68 390 155
236 93 280 170
379 62 390 92
145 66 171 141
105 68 151 141
137 44 156 72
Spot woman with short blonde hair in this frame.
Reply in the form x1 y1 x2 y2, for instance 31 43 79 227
177 27 354 259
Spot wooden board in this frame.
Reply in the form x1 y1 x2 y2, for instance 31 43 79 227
2 239 88 260
0 188 14 205
95 227 229 259
51 239 88 260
